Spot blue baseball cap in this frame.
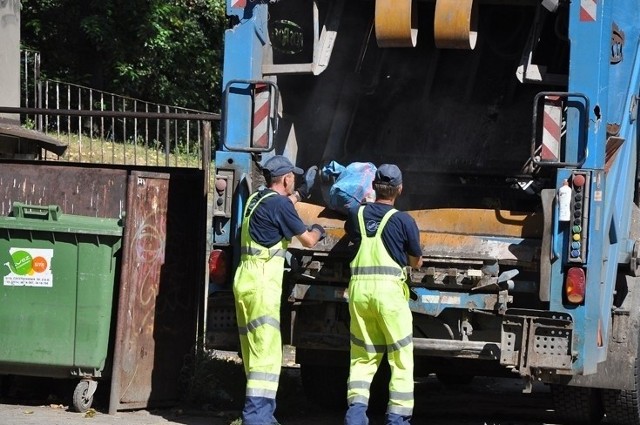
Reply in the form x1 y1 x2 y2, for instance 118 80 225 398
262 155 303 177
374 164 402 187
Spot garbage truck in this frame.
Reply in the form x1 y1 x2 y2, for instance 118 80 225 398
208 0 640 423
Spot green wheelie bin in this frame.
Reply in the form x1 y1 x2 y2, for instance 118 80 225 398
0 203 123 412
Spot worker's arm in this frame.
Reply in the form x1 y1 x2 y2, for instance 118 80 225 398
408 254 423 269
295 224 325 248
290 166 318 205
404 214 423 269
289 191 302 205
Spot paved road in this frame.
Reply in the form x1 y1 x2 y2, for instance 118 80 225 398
0 372 567 425
0 403 225 425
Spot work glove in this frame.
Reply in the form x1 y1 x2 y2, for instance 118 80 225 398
296 166 318 199
309 223 326 241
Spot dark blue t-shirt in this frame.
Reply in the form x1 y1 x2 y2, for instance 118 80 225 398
345 203 422 267
247 189 308 248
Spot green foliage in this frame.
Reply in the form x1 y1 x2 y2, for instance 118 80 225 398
179 350 246 409
177 348 305 417
21 0 226 112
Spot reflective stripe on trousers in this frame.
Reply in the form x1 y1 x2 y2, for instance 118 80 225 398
235 190 286 425
346 279 414 417
346 206 414 422
234 263 283 401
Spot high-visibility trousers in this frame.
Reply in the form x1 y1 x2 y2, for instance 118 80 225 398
234 260 283 402
347 279 414 417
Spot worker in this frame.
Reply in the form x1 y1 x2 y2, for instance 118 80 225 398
344 163 423 425
234 155 325 425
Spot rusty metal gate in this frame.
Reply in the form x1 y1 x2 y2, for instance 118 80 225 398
0 107 217 413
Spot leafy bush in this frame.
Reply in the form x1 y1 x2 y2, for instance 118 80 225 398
180 349 246 410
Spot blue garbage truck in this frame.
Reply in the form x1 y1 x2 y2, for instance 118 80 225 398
208 0 640 423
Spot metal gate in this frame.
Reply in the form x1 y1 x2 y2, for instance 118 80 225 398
0 107 218 412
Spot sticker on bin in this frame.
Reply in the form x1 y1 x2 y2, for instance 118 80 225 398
3 248 53 287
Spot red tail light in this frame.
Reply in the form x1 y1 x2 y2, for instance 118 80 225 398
565 267 586 304
209 249 228 284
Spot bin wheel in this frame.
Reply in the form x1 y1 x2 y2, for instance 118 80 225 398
72 380 96 413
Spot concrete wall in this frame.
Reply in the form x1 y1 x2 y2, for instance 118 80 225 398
0 0 20 123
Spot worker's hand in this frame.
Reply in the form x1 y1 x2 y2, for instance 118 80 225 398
309 223 326 241
296 166 318 199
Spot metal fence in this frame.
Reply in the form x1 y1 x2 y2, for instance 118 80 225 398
20 49 219 167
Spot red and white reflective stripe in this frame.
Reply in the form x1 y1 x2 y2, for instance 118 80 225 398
580 0 597 21
252 84 270 148
231 0 247 8
541 96 562 161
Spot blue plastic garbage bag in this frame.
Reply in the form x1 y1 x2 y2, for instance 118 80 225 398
321 161 377 215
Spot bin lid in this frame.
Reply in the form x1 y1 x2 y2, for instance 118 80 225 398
0 119 68 156
0 204 123 236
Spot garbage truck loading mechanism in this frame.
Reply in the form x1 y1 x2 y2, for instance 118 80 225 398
209 0 640 423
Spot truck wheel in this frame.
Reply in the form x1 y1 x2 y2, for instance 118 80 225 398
435 372 475 386
603 389 640 425
300 363 348 409
602 353 640 425
72 380 95 413
300 361 390 412
551 384 603 424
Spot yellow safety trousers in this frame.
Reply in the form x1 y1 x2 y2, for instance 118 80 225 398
234 191 287 400
348 206 414 417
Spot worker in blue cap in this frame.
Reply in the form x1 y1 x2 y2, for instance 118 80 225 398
344 163 423 425
234 155 325 425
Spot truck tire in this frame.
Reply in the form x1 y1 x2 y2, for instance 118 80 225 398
435 372 475 386
602 353 640 425
300 361 390 412
601 274 640 425
551 384 604 424
300 363 348 410
603 389 640 425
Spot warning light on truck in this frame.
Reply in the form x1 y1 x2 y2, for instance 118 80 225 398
565 267 586 304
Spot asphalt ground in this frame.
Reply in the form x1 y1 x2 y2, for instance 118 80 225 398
0 372 567 425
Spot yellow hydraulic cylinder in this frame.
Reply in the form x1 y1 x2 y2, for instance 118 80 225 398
434 0 478 50
375 0 418 48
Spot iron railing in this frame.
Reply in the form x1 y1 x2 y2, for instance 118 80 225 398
19 49 219 168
